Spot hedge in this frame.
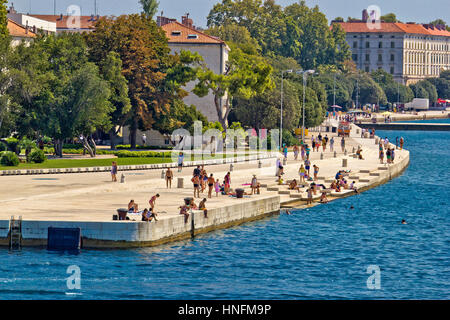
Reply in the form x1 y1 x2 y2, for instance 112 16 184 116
28 149 47 163
0 151 20 166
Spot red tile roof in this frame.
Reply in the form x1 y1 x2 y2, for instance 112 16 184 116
29 14 98 30
161 21 226 45
334 22 450 37
7 19 36 38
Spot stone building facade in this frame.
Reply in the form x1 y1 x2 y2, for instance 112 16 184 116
335 19 450 85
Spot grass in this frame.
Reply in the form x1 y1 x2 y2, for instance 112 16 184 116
0 152 261 171
0 157 170 170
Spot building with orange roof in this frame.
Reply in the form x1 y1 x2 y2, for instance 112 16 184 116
123 15 231 147
333 10 450 85
160 15 230 122
7 19 36 47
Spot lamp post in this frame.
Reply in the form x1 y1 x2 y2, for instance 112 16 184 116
298 70 316 143
280 69 296 149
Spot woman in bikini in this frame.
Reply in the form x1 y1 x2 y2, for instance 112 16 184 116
192 175 200 198
207 174 215 198
165 167 173 189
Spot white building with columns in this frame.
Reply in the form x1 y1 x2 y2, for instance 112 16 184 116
335 19 450 85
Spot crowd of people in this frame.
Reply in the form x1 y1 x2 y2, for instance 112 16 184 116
115 127 405 222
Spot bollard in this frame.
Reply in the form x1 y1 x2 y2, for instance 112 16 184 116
352 147 356 154
283 158 287 166
344 149 347 156
161 170 165 179
320 153 324 160
230 164 234 172
177 177 184 189
258 160 262 168
334 151 337 158
120 174 125 183
342 158 348 167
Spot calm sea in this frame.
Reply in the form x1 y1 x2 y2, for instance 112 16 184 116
1 119 449 300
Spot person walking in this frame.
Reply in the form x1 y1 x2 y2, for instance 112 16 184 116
299 164 306 183
177 152 184 172
400 137 404 150
313 164 319 181
111 161 118 182
207 174 215 198
224 172 231 194
341 137 346 153
293 145 299 161
330 137 334 152
165 167 173 189
149 194 160 212
192 175 200 198
305 159 311 178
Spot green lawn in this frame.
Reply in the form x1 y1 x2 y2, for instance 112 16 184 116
0 153 258 171
0 157 170 171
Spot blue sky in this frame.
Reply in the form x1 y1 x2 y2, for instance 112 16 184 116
6 0 450 27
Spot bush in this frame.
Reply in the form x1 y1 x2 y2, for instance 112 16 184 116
27 149 47 163
63 143 84 149
115 144 173 150
5 137 20 154
0 151 20 166
0 142 6 152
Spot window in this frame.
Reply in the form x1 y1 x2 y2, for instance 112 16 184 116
171 31 181 36
366 35 370 38
390 66 395 74
365 54 370 61
390 54 395 61
391 42 395 48
352 54 358 62
379 35 383 38
187 34 198 39
365 66 370 72
366 42 370 48
378 54 383 62
378 42 383 48
353 41 358 48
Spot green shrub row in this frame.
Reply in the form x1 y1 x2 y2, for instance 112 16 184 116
115 144 173 150
0 151 20 166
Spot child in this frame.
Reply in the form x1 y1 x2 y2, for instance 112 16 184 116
214 179 221 197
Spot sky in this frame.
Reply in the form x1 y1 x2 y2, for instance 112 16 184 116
6 0 450 28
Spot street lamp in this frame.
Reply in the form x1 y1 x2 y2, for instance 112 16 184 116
280 69 300 149
298 70 316 143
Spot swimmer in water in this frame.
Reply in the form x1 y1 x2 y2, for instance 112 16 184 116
401 219 407 224
350 205 354 210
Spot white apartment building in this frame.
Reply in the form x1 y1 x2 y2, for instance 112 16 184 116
336 19 450 85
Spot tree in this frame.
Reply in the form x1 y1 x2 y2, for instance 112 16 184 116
0 0 7 42
410 80 438 102
333 17 344 22
429 19 447 27
86 14 174 149
95 51 131 149
425 74 450 99
0 0 10 135
231 76 300 131
139 0 159 19
352 73 387 107
7 33 111 157
371 69 413 104
205 24 261 54
380 13 397 23
193 45 273 129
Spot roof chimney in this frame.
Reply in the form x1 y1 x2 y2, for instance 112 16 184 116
362 9 369 22
8 3 17 14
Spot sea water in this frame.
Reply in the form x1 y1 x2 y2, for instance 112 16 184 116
0 121 449 300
